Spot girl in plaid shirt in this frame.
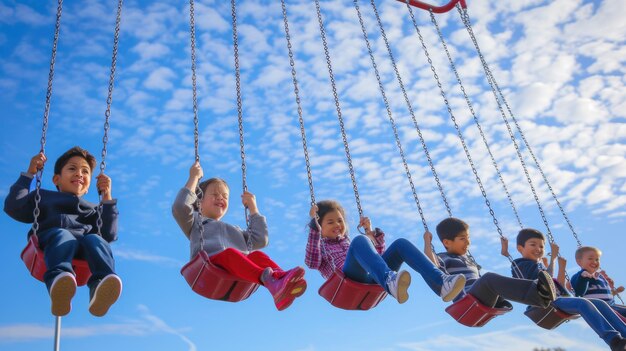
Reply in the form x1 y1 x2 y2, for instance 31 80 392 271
305 200 466 304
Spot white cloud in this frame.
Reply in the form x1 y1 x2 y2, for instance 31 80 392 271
144 67 177 91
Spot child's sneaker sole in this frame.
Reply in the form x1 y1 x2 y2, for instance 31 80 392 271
395 271 411 304
50 273 77 317
442 275 466 302
89 275 122 317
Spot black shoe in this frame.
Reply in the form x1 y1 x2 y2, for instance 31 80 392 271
610 336 626 351
88 274 122 317
536 270 557 306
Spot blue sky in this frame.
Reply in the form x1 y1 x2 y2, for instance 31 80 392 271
1 0 625 350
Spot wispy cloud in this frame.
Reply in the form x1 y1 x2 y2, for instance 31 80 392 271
0 305 196 351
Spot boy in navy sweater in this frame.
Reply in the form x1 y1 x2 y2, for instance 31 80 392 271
571 246 626 318
505 228 626 351
4 147 121 317
426 217 556 311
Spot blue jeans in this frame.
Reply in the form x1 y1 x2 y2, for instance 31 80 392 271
38 228 116 291
611 303 626 318
553 297 626 345
342 236 444 295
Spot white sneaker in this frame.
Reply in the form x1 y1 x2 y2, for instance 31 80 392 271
441 274 466 302
50 272 77 317
89 274 122 317
386 270 411 304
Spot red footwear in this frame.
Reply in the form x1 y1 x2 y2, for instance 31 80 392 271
264 267 307 311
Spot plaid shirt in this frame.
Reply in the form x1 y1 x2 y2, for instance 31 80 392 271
305 218 385 279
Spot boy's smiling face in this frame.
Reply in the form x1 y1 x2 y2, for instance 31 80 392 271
443 230 470 255
517 238 545 262
577 250 601 273
52 156 92 196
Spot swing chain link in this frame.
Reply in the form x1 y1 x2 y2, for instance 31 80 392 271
97 0 123 236
406 0 505 271
314 0 363 218
33 0 64 236
428 8 523 229
280 0 316 207
353 0 429 233
231 0 252 234
385 0 452 219
190 0 200 163
188 0 206 250
458 7 581 248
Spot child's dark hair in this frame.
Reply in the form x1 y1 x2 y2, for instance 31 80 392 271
194 178 229 210
315 200 346 223
516 228 545 247
54 146 96 175
435 217 469 242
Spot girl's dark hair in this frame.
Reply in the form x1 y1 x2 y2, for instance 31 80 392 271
315 200 346 223
194 178 229 210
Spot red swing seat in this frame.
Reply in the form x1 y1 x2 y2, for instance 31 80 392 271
524 304 580 330
318 269 387 310
180 250 260 302
21 235 92 286
445 293 513 327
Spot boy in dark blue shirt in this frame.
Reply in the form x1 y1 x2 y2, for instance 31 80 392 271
4 147 122 317
571 246 626 318
426 218 557 311
506 228 626 351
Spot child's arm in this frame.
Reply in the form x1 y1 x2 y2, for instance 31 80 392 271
500 236 510 258
304 205 323 270
241 191 268 250
556 256 567 287
571 270 593 297
546 242 559 276
92 173 118 242
3 153 47 222
359 216 385 254
172 163 203 239
423 231 439 267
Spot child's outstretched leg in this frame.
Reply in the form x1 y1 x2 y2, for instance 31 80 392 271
382 238 466 302
467 271 556 308
209 248 306 310
343 235 411 303
249 251 306 311
553 297 626 349
38 228 78 316
83 234 121 317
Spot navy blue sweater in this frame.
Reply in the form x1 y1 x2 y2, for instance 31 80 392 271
4 173 118 242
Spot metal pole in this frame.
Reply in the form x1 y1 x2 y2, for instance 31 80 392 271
54 316 61 351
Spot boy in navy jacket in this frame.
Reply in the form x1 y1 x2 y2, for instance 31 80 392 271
504 228 626 351
4 146 121 317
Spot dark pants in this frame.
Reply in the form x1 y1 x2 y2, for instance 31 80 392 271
468 272 544 308
38 228 116 291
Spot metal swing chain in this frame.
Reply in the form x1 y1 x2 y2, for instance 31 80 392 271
32 0 64 236
188 0 206 250
190 0 200 163
280 0 316 208
96 0 123 236
404 1 513 270
353 0 429 234
314 0 363 219
428 8 523 229
456 7 554 242
231 0 253 241
367 0 453 220
458 7 581 248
